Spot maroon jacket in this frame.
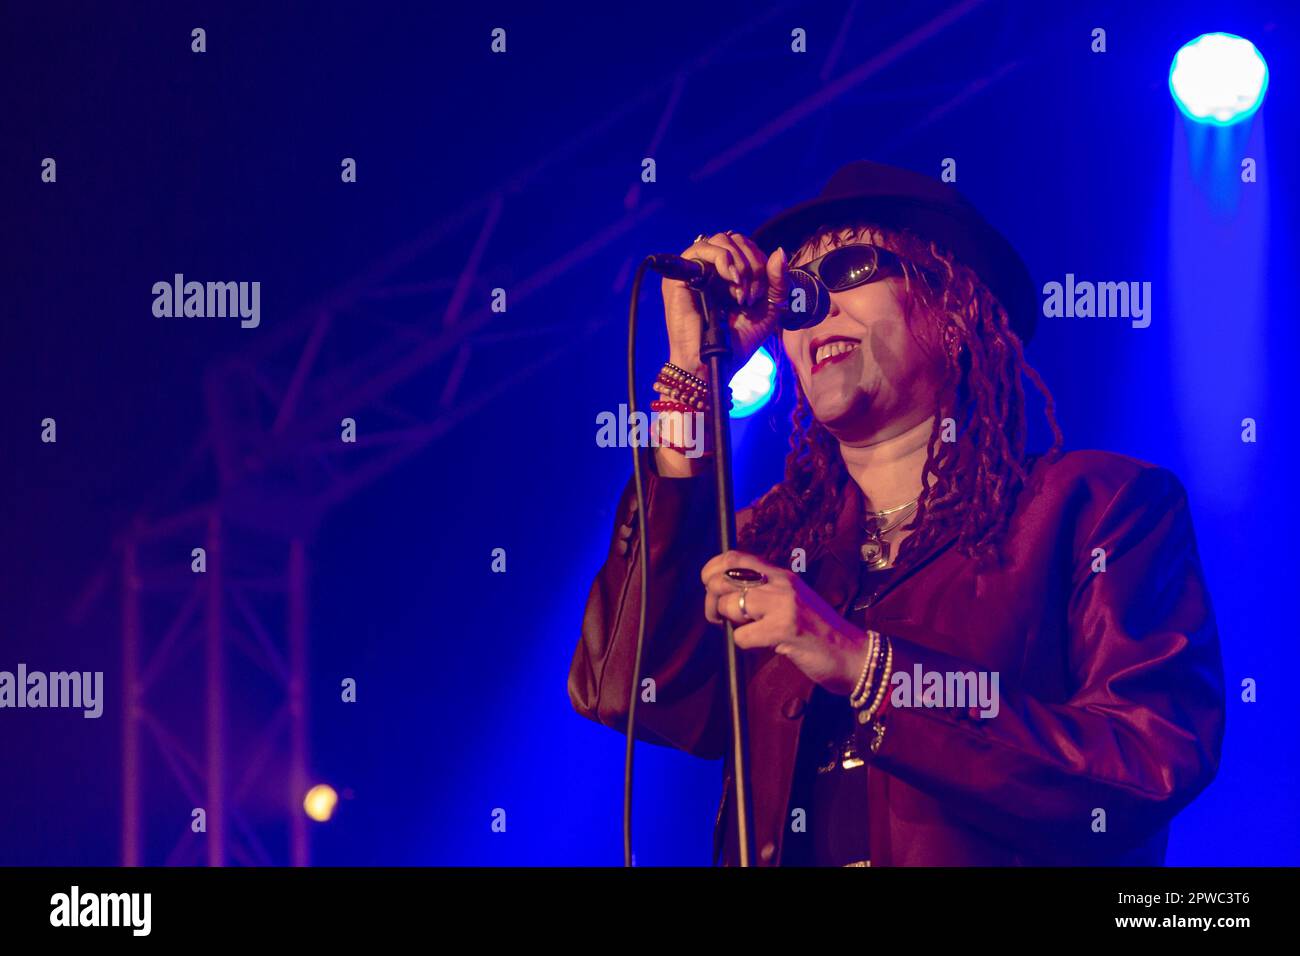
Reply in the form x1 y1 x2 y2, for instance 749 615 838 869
568 446 1225 865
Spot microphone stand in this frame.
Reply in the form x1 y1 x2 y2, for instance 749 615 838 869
691 281 757 868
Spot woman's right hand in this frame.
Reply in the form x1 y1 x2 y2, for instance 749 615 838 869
661 231 790 378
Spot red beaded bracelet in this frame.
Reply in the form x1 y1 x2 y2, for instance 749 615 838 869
650 399 694 413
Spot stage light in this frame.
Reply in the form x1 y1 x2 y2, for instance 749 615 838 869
1169 33 1268 126
303 784 339 822
728 346 777 417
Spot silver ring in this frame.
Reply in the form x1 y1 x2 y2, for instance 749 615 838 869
695 233 709 243
737 589 752 621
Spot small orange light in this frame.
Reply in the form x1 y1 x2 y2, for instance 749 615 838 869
303 784 339 822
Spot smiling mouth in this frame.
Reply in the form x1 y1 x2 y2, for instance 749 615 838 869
810 337 861 374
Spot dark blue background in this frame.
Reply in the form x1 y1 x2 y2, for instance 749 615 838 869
1 0 1294 865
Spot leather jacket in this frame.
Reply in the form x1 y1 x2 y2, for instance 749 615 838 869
568 446 1225 865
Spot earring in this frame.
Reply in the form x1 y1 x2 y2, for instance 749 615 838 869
942 323 964 362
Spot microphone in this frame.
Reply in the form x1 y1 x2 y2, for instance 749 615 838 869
779 269 830 330
645 253 715 288
647 254 831 331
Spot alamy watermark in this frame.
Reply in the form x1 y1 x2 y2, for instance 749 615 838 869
596 404 707 459
152 274 261 328
889 665 1000 718
50 886 151 936
0 664 103 718
1042 274 1151 328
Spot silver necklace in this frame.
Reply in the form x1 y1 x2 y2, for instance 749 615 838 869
860 497 918 570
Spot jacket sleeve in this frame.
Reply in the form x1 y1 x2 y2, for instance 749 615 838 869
568 446 733 760
859 466 1225 861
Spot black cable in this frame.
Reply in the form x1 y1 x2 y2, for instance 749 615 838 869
623 257 653 867
624 255 752 867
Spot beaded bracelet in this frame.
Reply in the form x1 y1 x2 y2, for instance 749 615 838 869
652 381 708 411
861 635 894 722
649 399 694 413
664 362 708 390
653 363 710 411
848 630 881 708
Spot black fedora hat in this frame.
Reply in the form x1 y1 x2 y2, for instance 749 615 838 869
751 160 1038 345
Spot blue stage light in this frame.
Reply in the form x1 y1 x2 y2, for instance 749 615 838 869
1169 33 1268 126
728 346 777 418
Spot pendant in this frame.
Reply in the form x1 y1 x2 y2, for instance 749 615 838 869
860 536 891 570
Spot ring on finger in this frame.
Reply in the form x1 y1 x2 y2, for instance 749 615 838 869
725 567 768 587
738 589 753 622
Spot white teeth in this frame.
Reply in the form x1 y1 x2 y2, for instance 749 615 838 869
814 340 858 364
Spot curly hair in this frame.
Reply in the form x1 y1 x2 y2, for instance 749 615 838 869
736 221 1065 576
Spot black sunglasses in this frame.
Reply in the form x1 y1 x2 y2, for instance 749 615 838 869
777 243 911 331
796 242 906 292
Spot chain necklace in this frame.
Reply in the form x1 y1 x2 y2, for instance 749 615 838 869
860 496 919 570
805 496 918 778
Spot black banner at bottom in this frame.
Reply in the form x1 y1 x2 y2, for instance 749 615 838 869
0 866 1284 941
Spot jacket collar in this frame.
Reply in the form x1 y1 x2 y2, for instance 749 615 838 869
818 449 1052 602
817 474 960 608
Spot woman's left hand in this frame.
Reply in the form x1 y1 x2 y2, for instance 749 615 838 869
701 550 870 696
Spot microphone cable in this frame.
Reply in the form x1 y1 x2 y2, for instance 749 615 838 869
623 257 652 867
623 256 714 866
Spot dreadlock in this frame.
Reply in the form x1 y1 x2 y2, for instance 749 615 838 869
737 222 1065 576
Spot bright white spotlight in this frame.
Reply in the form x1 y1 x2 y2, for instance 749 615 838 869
1169 33 1268 126
728 346 777 418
